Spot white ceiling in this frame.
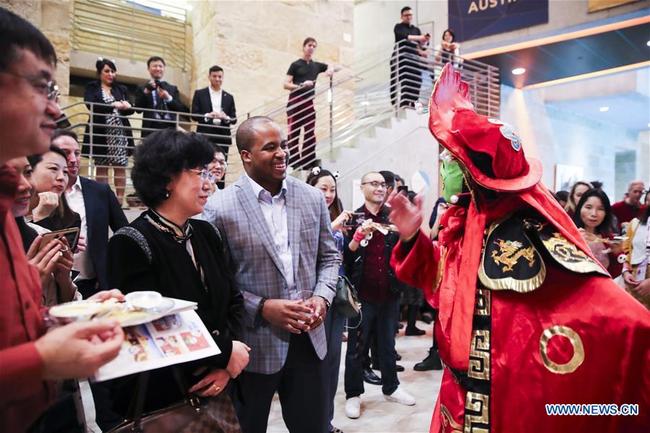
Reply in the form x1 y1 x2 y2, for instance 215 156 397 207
540 67 650 132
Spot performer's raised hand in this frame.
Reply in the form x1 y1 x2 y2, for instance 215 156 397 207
387 190 423 241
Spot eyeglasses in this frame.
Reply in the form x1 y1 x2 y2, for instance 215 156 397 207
0 71 59 101
189 168 218 184
361 181 387 189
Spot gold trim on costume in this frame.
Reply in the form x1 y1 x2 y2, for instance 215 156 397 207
539 325 585 374
479 220 546 293
434 246 447 293
468 330 490 380
441 405 463 433
464 392 489 433
475 288 490 316
539 232 609 276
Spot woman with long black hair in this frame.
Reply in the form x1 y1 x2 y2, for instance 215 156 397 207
83 58 134 205
572 188 622 276
306 167 350 433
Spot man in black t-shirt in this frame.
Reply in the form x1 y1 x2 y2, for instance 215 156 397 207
284 37 332 170
390 6 429 108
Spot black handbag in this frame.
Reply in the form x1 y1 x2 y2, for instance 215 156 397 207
107 369 240 433
333 275 361 318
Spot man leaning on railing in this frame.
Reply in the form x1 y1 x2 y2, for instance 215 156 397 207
191 65 237 162
134 56 188 138
284 37 334 171
391 6 429 109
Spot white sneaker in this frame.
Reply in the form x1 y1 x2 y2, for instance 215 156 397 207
345 396 361 419
384 387 416 406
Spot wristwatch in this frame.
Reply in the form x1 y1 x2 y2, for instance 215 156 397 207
258 297 268 320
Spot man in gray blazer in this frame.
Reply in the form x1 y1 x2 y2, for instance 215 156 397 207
203 116 340 433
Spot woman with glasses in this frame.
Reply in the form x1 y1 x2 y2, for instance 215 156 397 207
106 129 247 431
83 58 134 206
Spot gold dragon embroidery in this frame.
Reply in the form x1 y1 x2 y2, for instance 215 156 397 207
491 239 536 272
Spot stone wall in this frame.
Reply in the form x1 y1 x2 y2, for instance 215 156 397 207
3 0 74 104
189 0 354 178
190 0 353 116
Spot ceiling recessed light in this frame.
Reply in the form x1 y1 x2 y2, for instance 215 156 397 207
512 67 526 75
599 106 609 112
647 40 650 47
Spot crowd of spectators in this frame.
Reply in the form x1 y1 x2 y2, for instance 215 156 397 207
555 179 650 306
75 6 462 203
2 5 648 433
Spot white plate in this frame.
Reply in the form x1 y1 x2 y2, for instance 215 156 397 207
125 291 163 310
118 298 175 327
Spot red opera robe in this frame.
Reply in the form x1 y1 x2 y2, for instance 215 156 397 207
391 193 650 433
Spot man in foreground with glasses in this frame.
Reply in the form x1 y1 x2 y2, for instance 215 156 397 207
343 172 416 420
0 8 124 432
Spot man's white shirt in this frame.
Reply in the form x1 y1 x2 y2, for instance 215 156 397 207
65 177 95 280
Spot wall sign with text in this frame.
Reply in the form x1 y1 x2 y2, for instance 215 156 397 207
448 0 549 42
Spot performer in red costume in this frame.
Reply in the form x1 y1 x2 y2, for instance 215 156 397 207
388 64 649 433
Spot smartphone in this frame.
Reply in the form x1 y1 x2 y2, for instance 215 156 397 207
38 227 80 252
344 212 366 229
397 186 409 195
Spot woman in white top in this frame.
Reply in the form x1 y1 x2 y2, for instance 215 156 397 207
622 192 650 309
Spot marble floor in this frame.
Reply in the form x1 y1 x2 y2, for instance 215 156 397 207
122 208 443 431
267 321 442 433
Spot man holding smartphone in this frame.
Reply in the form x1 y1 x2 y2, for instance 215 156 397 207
134 56 187 138
390 6 430 108
343 172 416 420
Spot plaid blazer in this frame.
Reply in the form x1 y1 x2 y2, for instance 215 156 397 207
204 175 340 374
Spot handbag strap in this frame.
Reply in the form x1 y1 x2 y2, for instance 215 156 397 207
128 367 200 429
130 372 150 432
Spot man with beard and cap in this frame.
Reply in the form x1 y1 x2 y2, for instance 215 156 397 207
387 64 650 433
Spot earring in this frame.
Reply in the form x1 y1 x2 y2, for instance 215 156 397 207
164 190 170 199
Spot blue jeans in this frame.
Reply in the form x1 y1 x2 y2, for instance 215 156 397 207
344 298 400 398
324 307 346 431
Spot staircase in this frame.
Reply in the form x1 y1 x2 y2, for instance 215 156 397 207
329 108 433 209
61 37 500 205
242 39 500 175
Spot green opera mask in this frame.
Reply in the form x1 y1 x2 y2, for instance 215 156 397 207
440 158 464 203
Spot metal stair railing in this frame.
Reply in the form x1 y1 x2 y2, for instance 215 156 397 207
60 100 238 202
57 40 499 190
239 39 499 173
